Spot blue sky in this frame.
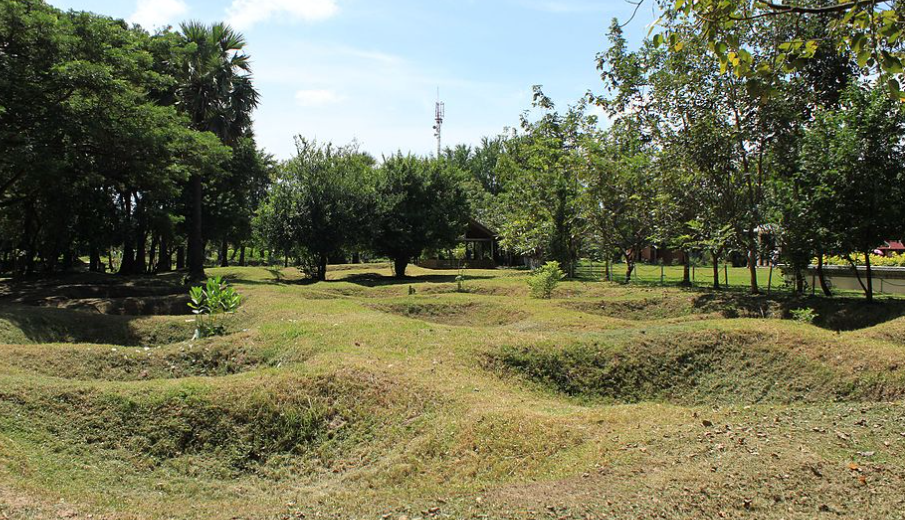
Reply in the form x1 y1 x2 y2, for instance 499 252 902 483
47 0 656 159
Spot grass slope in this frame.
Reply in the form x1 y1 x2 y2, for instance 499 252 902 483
0 265 904 519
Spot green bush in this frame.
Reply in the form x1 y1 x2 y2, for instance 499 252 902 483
528 261 564 299
188 276 242 339
819 253 905 268
790 307 818 324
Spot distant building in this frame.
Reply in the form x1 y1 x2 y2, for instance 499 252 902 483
636 245 687 265
418 219 501 269
877 240 905 256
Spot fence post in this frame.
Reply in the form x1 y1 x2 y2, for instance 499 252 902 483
660 263 665 285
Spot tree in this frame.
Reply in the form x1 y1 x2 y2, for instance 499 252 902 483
496 88 587 272
173 22 260 279
371 154 470 278
798 83 905 302
256 139 374 281
654 0 905 99
582 120 658 283
206 137 274 267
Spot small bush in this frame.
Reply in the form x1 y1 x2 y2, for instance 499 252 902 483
528 261 564 299
790 307 818 324
188 277 242 338
820 253 905 268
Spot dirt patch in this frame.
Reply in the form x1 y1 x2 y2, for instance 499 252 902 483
373 301 526 327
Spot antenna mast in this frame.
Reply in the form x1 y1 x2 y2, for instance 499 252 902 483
433 88 445 157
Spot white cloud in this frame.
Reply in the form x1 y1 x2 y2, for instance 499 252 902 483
127 0 188 30
295 89 343 107
518 0 611 14
226 0 338 30
251 42 521 159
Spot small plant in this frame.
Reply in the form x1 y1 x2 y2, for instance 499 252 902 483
528 261 564 299
790 307 818 324
188 276 242 339
455 272 467 293
452 244 468 292
408 285 416 296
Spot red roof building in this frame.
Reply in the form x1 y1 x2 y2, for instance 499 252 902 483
877 240 905 256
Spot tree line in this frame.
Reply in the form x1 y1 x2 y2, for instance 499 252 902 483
3 0 905 302
0 0 271 279
444 7 905 303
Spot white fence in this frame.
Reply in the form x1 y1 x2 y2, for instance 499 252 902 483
804 265 905 295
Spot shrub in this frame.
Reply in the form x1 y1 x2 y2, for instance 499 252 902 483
528 261 564 299
819 253 905 268
188 276 242 339
790 307 818 324
452 244 468 292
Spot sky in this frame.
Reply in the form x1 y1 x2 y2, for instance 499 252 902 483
47 0 657 160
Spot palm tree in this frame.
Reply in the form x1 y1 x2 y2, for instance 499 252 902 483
175 21 260 279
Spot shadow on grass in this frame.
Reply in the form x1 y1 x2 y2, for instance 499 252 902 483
689 291 905 331
0 304 146 346
338 273 494 287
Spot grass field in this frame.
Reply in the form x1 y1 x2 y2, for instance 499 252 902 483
1 264 905 519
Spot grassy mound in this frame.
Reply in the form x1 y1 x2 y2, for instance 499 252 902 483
859 316 905 345
0 336 279 381
38 295 194 316
373 300 526 327
489 325 905 404
0 303 193 346
0 369 416 476
566 291 905 330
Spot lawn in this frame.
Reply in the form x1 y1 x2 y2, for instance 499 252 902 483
1 264 904 519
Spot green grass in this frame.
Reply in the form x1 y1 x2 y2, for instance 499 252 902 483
1 264 905 519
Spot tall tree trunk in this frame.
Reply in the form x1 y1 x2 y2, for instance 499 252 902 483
119 194 135 275
158 236 171 273
176 246 185 270
219 239 229 267
89 248 102 273
135 226 147 275
120 237 135 275
318 254 328 281
187 173 205 280
239 246 246 266
864 249 874 303
147 234 158 274
623 252 634 284
681 251 691 287
747 235 759 294
352 251 361 264
61 250 74 272
712 251 721 290
817 251 832 297
393 256 408 278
